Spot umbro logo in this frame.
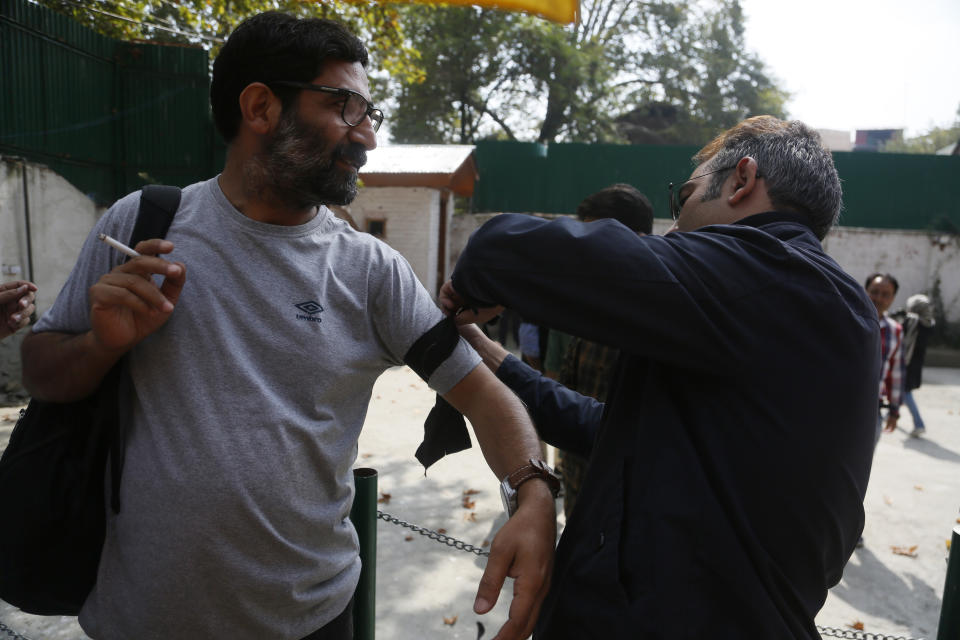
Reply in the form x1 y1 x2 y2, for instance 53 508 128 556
295 300 324 323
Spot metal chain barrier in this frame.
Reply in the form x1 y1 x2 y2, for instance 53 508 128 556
377 509 490 557
816 625 924 640
0 620 32 640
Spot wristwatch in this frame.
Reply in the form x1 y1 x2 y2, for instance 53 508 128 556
499 458 562 517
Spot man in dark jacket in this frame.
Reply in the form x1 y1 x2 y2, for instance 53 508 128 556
441 116 880 639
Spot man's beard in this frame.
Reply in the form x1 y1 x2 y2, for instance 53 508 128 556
245 109 367 210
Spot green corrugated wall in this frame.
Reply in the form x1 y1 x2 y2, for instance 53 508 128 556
0 0 215 205
473 143 960 232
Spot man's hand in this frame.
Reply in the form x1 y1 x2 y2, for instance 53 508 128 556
442 364 556 639
438 280 503 325
0 280 37 339
475 480 556 640
89 238 186 353
883 413 898 433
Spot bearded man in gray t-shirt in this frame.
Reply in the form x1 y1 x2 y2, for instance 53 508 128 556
22 12 556 640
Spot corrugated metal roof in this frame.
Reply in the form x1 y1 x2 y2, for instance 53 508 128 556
360 145 475 176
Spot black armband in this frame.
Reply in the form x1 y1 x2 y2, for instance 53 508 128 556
403 316 460 382
404 316 473 470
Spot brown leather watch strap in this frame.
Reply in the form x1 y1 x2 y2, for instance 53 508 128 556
506 458 561 496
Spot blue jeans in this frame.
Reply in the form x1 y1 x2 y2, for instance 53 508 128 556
903 390 925 431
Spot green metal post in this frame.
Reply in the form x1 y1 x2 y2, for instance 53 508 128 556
938 524 960 640
350 468 378 640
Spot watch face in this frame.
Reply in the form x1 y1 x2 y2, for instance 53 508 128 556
500 478 517 516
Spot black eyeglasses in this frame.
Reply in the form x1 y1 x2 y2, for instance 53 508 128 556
668 164 744 220
269 81 384 132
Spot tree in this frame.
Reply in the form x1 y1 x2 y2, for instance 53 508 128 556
390 0 789 145
882 105 960 154
32 0 421 94
387 5 525 144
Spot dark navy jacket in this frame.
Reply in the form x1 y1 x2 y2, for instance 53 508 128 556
450 212 880 639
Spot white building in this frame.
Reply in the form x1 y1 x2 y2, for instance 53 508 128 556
352 145 477 297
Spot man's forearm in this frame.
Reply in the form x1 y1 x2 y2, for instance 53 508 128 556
443 365 544 480
22 330 125 402
459 323 509 374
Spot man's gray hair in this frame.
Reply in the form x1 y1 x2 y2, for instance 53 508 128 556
695 116 842 240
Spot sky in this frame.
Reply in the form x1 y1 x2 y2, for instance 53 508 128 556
738 0 960 139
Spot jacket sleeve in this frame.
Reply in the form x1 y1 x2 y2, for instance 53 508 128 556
451 214 782 375
496 354 602 458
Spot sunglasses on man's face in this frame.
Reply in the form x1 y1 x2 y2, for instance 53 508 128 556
667 164 745 220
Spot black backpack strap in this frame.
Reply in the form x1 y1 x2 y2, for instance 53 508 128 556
129 185 181 248
109 184 181 512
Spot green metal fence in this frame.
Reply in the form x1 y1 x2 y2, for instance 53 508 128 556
0 0 217 205
473 142 960 232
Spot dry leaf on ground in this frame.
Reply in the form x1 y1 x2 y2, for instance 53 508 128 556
437 528 447 534
377 492 391 504
464 512 477 522
891 545 918 557
463 488 481 496
443 615 458 626
462 496 476 509
404 535 413 542
849 621 865 630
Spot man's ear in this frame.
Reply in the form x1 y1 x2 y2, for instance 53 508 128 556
237 82 283 136
727 156 760 206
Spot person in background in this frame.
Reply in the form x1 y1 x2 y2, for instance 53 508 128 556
891 293 935 437
865 273 903 437
0 280 36 340
518 319 545 371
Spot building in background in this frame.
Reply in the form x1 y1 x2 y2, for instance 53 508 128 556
855 128 903 152
354 145 477 296
817 129 853 152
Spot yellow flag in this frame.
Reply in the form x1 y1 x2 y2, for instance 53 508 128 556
390 0 578 24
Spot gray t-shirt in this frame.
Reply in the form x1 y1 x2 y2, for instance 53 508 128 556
35 177 481 639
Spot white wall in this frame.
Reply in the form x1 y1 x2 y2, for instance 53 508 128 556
0 157 103 398
823 226 960 319
348 186 444 296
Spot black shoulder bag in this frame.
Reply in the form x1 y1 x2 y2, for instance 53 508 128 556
0 185 181 615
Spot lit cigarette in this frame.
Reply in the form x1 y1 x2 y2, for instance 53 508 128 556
97 233 140 258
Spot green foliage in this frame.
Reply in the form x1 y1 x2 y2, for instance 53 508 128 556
390 0 789 145
388 5 525 143
881 105 960 154
38 0 790 147
32 0 420 98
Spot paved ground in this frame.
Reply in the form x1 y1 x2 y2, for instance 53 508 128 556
1 365 958 639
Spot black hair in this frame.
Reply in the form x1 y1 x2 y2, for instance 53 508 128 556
864 272 900 294
575 183 654 235
211 11 369 143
